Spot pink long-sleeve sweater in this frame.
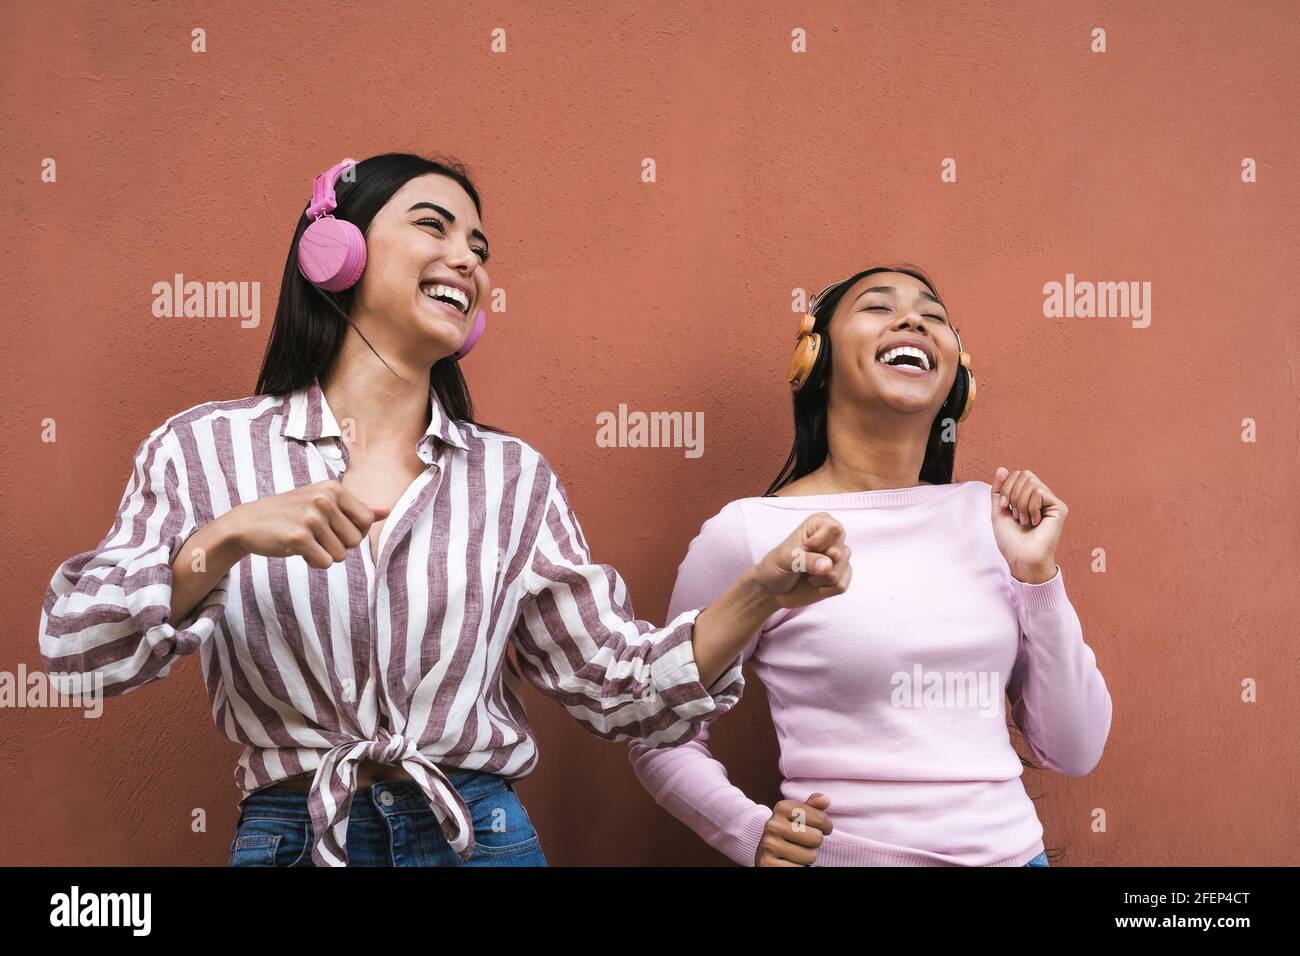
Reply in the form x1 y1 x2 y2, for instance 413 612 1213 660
628 480 1113 866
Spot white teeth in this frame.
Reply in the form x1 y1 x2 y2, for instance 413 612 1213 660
420 282 469 314
877 346 932 371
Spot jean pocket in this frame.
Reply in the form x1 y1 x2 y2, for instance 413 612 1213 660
229 816 313 867
467 783 540 857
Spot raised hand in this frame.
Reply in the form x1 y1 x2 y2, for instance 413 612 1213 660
227 480 390 569
750 512 853 609
990 466 1067 584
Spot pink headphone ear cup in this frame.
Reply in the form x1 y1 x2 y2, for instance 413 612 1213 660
297 217 367 291
452 308 487 360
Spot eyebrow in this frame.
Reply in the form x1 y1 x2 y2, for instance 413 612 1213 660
407 202 490 252
853 285 946 310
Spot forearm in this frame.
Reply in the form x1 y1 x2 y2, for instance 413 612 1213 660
167 508 247 627
630 738 772 866
1009 567 1112 775
690 567 779 688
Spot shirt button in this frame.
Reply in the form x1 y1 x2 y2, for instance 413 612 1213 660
378 789 395 807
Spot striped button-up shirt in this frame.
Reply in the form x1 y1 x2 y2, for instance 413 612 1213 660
38 378 746 866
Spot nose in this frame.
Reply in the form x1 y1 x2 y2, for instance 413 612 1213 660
444 243 479 273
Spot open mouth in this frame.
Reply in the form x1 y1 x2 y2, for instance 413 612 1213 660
419 281 471 319
875 345 934 376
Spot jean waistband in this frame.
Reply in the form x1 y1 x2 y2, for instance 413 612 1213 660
240 767 510 819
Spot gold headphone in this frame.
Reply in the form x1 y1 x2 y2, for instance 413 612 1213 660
787 277 977 423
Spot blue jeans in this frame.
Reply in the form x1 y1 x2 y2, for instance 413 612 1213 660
228 768 548 867
1024 850 1050 867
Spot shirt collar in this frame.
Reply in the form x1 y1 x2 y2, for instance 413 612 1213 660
279 377 469 456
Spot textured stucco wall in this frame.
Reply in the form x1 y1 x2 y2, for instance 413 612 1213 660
2 0 1297 866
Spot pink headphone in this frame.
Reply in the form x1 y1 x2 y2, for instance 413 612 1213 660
296 158 487 360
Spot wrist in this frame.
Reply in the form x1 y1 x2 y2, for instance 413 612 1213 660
740 565 783 617
213 505 252 561
1012 562 1057 585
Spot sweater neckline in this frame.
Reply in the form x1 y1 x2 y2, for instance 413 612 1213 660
754 480 975 510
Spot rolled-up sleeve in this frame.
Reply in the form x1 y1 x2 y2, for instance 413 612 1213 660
509 464 745 742
38 425 227 697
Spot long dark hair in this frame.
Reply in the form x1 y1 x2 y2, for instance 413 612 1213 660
763 263 961 496
255 151 501 434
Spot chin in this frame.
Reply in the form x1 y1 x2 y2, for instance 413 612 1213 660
882 401 939 417
874 385 943 414
400 315 459 361
870 381 935 407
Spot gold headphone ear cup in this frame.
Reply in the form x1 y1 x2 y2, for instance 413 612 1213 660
958 372 976 422
788 332 821 392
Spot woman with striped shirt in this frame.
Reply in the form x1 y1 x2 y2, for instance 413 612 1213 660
37 153 852 867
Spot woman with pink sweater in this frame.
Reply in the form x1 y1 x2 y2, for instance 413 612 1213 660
629 265 1113 867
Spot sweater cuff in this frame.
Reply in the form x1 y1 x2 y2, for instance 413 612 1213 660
734 804 771 867
1013 564 1069 613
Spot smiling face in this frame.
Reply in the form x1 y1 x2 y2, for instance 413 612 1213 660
349 173 491 364
825 271 960 417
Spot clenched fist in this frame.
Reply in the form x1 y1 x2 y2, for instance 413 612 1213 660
749 512 852 609
755 793 834 867
226 480 390 569
990 466 1067 584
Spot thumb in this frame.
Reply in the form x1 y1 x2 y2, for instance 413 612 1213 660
369 503 392 520
991 466 1010 498
786 547 832 577
804 792 831 810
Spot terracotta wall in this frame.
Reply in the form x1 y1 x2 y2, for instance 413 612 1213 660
2 0 1296 865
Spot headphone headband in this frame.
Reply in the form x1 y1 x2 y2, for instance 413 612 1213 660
806 276 853 318
306 158 359 221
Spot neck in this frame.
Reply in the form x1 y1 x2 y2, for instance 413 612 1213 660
816 395 935 492
321 328 434 454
